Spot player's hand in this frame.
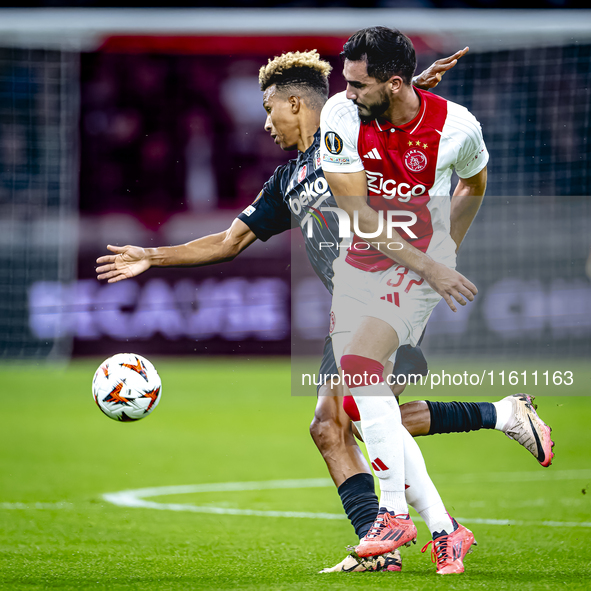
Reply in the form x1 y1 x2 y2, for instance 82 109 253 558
422 260 477 312
95 245 151 283
413 47 469 90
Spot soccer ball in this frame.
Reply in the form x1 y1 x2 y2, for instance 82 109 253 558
92 353 162 422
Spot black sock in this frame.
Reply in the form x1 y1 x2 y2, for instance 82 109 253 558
426 401 497 434
337 472 379 540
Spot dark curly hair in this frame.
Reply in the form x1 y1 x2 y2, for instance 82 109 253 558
341 26 416 85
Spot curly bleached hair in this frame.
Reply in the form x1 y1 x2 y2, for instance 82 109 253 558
259 49 332 109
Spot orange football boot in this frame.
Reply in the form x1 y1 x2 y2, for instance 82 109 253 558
355 510 417 558
421 518 476 574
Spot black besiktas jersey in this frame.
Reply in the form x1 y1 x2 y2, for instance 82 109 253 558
237 130 343 294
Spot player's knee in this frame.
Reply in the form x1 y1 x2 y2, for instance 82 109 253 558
309 413 327 446
309 413 344 454
310 390 348 453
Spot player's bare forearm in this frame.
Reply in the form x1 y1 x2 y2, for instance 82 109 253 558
325 170 434 273
354 199 479 312
324 169 478 312
450 193 483 252
96 218 257 283
344 196 432 273
450 167 487 251
413 47 469 90
352 199 478 311
149 222 255 267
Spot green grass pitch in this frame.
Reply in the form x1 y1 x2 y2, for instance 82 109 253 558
1 357 590 590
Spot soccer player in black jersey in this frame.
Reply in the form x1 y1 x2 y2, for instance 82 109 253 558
96 49 554 573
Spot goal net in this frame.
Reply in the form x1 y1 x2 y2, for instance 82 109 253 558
0 46 79 361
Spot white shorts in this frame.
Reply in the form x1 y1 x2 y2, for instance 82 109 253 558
330 257 442 365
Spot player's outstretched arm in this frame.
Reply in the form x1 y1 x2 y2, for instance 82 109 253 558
96 244 152 283
95 218 257 284
324 169 477 312
412 47 469 90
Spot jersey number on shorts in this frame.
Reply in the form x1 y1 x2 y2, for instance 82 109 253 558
383 265 425 305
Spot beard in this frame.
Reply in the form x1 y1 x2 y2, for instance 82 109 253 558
355 95 390 124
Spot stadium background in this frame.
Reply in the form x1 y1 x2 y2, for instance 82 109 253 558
1 7 590 590
1 7 590 364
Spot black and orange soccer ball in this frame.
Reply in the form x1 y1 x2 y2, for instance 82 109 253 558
92 353 162 422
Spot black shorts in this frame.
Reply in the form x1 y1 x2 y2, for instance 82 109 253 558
317 334 428 392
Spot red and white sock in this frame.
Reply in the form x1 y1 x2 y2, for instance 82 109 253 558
341 354 408 516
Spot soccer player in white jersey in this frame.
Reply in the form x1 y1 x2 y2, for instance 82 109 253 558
320 27 488 574
97 43 554 575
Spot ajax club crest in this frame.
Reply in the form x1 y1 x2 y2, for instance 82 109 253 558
404 148 428 172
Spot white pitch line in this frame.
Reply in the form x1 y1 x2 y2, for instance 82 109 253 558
456 517 591 528
104 477 334 499
0 502 73 510
101 472 591 528
103 497 346 520
432 468 591 485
